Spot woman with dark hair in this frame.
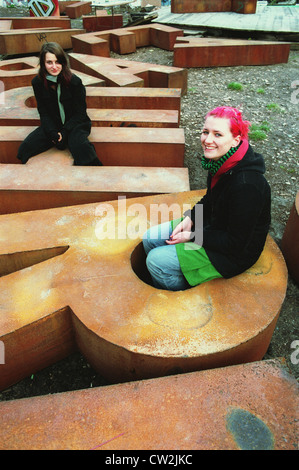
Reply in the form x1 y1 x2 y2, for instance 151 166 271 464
142 106 271 291
17 42 102 166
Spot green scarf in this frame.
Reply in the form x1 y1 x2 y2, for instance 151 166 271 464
46 74 65 124
201 142 241 176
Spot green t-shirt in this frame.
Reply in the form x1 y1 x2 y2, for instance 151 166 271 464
171 218 222 287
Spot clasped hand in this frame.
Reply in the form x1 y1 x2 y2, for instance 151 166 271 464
166 216 193 245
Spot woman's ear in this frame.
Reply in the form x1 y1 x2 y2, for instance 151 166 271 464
233 134 241 147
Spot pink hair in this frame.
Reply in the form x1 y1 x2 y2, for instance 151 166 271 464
205 106 250 140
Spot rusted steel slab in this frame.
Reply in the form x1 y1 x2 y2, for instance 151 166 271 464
0 60 104 91
173 37 291 68
231 0 257 14
281 190 299 285
71 24 184 55
172 0 232 13
83 87 182 114
171 0 257 14
58 0 78 14
0 57 38 91
0 359 297 450
0 17 71 29
0 28 84 56
0 191 288 390
83 13 123 32
0 20 12 31
65 1 92 18
0 86 181 127
69 53 187 94
0 125 185 167
0 149 189 214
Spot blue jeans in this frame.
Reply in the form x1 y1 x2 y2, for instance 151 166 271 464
142 222 189 291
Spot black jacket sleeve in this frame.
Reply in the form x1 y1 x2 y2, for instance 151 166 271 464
32 76 59 139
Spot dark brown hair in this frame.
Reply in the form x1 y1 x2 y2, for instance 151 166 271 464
38 42 72 85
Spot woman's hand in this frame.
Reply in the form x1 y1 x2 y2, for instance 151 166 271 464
166 216 193 245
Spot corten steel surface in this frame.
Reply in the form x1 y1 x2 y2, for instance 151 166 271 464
83 12 123 32
0 28 84 56
65 1 92 18
281 191 299 285
0 61 104 91
58 0 80 14
0 17 71 30
0 191 288 390
0 359 297 450
0 125 185 167
173 37 291 68
0 148 190 214
231 0 257 14
171 0 257 14
68 53 187 93
71 24 184 55
0 87 179 128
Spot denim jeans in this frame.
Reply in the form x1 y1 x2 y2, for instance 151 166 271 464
142 222 189 291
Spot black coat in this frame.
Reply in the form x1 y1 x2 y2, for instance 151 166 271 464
32 74 91 140
189 144 271 278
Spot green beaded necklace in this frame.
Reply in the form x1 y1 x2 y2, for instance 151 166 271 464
201 142 241 176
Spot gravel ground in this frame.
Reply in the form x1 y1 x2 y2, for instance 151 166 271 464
0 6 298 402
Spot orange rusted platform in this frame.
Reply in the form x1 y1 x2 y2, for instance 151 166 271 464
83 12 123 32
0 28 84 56
65 1 92 18
0 125 185 167
281 190 299 285
0 16 71 30
0 191 288 390
0 86 179 128
69 53 187 93
0 359 297 450
71 24 184 55
171 0 257 14
173 37 291 68
0 60 104 91
0 148 190 214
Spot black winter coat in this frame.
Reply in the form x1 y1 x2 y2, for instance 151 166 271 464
189 144 271 278
32 74 91 140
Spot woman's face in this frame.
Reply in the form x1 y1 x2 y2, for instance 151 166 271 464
44 52 62 77
201 116 241 161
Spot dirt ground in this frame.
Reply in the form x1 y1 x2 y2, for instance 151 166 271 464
0 5 298 402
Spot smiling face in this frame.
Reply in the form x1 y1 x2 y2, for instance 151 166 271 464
201 116 241 161
44 52 62 77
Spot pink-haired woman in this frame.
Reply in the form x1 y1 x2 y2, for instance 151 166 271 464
142 106 271 291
